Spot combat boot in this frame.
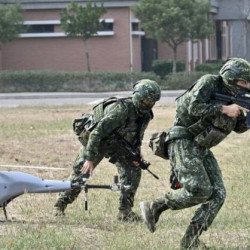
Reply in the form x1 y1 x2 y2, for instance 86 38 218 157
117 195 141 222
140 200 169 233
180 223 204 249
53 200 67 216
117 209 141 222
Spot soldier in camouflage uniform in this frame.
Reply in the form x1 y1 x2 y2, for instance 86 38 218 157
54 79 161 221
140 58 250 248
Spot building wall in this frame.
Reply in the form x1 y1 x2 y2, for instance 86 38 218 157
2 7 138 72
2 0 249 72
216 0 250 20
0 44 2 70
132 36 142 71
157 42 188 69
215 0 250 62
231 21 247 59
158 43 187 62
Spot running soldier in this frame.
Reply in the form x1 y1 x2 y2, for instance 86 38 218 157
140 58 250 249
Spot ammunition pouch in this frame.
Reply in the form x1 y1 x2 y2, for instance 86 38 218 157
72 113 96 146
149 131 169 160
193 126 227 148
149 127 194 160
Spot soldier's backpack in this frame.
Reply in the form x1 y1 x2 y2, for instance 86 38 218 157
72 113 95 146
72 96 131 146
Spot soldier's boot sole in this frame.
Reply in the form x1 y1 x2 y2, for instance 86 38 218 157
140 201 156 233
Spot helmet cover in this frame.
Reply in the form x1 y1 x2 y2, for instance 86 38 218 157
219 58 250 94
132 79 161 113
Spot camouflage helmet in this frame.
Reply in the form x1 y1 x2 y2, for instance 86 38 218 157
219 58 250 94
132 79 161 113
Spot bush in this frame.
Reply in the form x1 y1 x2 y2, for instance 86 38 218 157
161 71 207 90
0 70 162 93
195 62 222 73
0 70 214 92
152 60 186 78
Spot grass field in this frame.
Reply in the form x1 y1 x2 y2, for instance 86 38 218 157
0 103 249 250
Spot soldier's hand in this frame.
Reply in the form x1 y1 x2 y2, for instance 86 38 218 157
222 104 249 118
133 161 140 167
81 160 94 176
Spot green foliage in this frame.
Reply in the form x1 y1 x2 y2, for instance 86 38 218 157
60 2 106 40
133 0 213 44
152 60 185 78
0 70 162 92
133 0 213 72
162 71 207 89
0 3 24 43
0 70 213 92
195 62 222 73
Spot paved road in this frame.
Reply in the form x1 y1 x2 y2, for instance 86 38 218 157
0 90 185 107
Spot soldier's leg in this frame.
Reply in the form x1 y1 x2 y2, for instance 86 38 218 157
181 151 226 249
140 139 213 232
116 160 142 221
188 150 226 224
54 146 104 215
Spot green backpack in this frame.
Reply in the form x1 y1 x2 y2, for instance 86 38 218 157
72 96 130 146
72 113 95 146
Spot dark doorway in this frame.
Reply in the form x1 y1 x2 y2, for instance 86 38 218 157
141 37 158 71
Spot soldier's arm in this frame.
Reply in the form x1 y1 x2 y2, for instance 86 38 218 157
85 102 129 161
188 75 223 118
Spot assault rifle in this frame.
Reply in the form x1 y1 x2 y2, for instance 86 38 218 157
211 92 250 127
108 133 159 180
0 171 129 220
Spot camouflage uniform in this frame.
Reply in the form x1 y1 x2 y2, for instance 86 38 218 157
54 79 161 220
140 58 250 248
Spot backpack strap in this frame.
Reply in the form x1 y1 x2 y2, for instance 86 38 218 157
93 96 131 122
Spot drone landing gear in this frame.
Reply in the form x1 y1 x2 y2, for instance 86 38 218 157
1 203 9 221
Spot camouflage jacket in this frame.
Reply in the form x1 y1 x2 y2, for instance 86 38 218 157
174 74 248 135
85 97 153 161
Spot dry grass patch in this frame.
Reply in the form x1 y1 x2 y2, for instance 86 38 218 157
0 104 249 249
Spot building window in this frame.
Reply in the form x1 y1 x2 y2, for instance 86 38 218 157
99 22 113 32
132 22 139 31
131 19 145 36
221 21 231 60
20 19 114 38
25 24 54 33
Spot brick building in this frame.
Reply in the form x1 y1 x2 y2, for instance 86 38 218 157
0 0 249 72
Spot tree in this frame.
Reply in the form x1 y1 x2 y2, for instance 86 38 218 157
0 3 24 44
60 2 106 72
133 0 213 72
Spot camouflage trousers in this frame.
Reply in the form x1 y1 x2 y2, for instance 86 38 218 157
154 139 226 229
57 145 142 209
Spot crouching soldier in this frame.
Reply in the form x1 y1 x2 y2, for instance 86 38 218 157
54 79 161 221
